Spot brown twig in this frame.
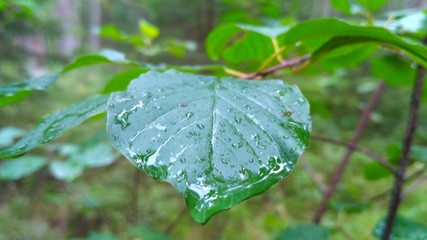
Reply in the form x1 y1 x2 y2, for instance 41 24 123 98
300 156 327 193
311 135 396 174
313 81 386 223
243 54 311 79
381 61 426 240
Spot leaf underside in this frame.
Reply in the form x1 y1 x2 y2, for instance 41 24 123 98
106 70 311 224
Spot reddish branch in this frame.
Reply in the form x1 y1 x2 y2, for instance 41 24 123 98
381 61 426 240
311 135 396 174
243 54 311 79
313 81 386 223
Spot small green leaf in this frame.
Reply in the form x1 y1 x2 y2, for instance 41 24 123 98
102 68 148 94
329 200 371 213
356 0 387 12
0 156 48 180
331 0 352 14
139 20 160 39
276 224 330 240
363 162 392 181
49 161 83 181
69 142 118 168
206 24 279 70
0 95 109 158
374 216 427 239
62 49 134 73
107 70 311 224
99 24 124 42
0 73 59 107
371 55 416 86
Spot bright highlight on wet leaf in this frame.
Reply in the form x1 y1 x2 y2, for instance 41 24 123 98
107 70 311 223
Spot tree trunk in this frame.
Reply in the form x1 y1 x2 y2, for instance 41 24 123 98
55 0 80 57
88 0 101 50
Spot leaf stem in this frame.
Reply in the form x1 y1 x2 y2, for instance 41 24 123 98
381 59 426 240
243 54 311 79
313 81 386 223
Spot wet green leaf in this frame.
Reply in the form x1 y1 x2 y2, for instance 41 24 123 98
0 156 48 180
276 224 330 240
0 73 59 107
107 70 311 224
0 95 109 158
280 19 427 67
62 49 134 73
374 216 427 239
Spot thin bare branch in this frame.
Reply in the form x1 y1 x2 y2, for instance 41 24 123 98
313 81 386 223
243 54 311 79
300 156 327 193
382 61 426 239
311 135 396 174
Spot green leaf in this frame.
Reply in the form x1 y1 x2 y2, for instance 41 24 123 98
331 0 352 14
280 19 427 67
49 161 84 181
69 142 118 168
0 156 48 180
62 49 134 73
0 95 109 158
99 24 125 42
356 0 387 12
107 70 311 224
276 224 330 240
329 200 370 213
206 24 281 70
374 216 427 239
0 73 59 107
411 145 427 163
316 43 376 70
139 20 160 39
371 55 416 86
102 68 148 94
363 162 392 181
128 225 174 240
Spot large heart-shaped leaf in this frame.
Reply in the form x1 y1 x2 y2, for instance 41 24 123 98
107 70 311 223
